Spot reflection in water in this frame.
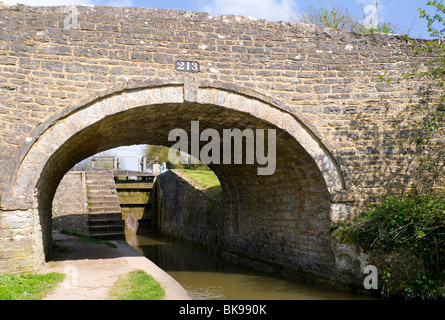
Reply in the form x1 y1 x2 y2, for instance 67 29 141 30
126 233 370 300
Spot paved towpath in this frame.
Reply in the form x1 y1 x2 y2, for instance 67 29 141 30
39 231 190 300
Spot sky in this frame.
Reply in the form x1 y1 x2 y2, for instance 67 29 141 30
3 0 438 169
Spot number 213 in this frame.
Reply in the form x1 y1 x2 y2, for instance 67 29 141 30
175 61 200 72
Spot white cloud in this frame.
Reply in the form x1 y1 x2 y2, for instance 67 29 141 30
202 0 298 22
4 0 94 5
100 0 134 6
5 0 134 6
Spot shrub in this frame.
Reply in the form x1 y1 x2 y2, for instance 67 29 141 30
333 194 445 299
335 194 445 272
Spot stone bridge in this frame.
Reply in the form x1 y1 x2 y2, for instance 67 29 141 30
0 4 439 285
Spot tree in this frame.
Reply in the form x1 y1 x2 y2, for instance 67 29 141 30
144 145 210 170
295 1 398 34
296 1 362 32
144 145 171 164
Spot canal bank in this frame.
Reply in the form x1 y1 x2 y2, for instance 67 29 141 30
39 230 190 300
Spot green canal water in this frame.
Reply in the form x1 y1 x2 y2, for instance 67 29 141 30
125 233 372 300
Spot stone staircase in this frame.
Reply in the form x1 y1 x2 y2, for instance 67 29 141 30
85 170 125 240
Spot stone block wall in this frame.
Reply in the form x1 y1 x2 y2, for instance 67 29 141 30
52 171 88 234
151 170 222 247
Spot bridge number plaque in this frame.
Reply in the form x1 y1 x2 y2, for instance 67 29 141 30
175 60 200 73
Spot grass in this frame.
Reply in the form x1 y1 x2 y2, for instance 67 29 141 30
175 169 222 198
108 270 165 300
0 273 65 300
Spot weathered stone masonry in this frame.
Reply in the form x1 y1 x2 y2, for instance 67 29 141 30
52 170 88 234
150 170 223 247
0 4 440 285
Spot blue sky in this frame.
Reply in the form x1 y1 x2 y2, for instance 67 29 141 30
5 0 438 168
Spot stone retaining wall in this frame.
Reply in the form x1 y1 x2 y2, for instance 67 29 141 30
52 171 88 234
151 170 222 247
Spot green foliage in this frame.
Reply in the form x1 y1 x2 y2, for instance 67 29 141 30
419 0 445 39
108 270 165 300
401 270 445 300
296 2 362 32
335 194 445 272
298 6 361 32
0 273 65 300
295 1 398 34
145 145 170 164
334 194 445 299
381 265 392 299
359 22 398 34
144 145 211 171
414 1 445 89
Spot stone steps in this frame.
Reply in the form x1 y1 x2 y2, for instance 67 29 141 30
88 223 125 239
88 200 121 208
88 194 120 202
87 190 118 197
86 183 117 190
85 171 125 240
87 232 126 241
88 207 122 214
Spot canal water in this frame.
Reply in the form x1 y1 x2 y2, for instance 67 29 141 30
125 233 371 300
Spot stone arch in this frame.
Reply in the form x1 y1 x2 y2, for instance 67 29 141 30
0 79 351 276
